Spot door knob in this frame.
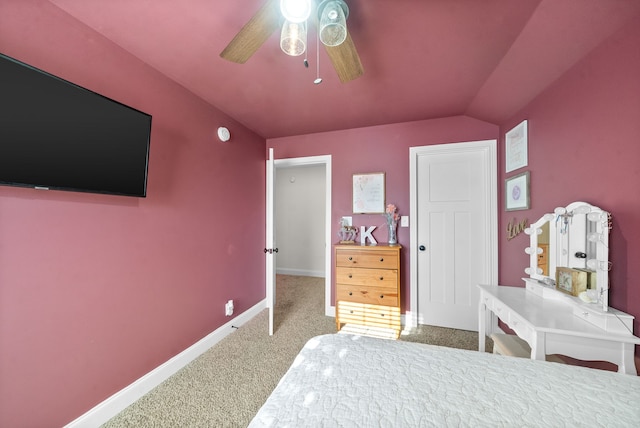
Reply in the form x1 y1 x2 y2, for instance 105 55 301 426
419 245 426 251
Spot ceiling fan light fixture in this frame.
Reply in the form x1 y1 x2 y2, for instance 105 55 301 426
280 0 312 23
319 0 348 47
280 20 307 56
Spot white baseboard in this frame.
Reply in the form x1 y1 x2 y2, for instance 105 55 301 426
64 299 266 427
275 268 325 278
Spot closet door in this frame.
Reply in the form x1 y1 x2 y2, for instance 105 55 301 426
411 140 497 331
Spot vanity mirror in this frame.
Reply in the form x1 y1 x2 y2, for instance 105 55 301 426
524 201 611 311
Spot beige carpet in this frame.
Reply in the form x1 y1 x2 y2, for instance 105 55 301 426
102 275 492 427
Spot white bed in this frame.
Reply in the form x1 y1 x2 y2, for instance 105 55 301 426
249 334 640 427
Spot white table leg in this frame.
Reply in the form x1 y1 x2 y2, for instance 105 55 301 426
478 300 486 353
619 342 637 375
530 331 546 360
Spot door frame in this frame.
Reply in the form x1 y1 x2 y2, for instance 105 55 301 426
407 140 498 330
271 154 333 318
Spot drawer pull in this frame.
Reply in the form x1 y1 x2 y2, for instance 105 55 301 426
380 295 384 299
348 257 353 261
348 274 352 278
379 277 384 280
348 292 353 296
379 258 384 262
350 310 354 314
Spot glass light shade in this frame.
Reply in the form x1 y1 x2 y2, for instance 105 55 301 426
587 211 603 222
280 0 311 23
573 205 592 215
280 21 306 56
319 0 348 47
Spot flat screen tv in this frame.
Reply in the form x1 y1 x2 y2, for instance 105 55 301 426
0 52 152 197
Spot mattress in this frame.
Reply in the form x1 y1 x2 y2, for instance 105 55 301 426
248 333 640 427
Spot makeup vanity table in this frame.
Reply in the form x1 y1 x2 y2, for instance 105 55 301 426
479 202 640 375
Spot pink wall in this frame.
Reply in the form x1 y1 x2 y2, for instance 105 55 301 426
0 2 266 427
268 117 499 310
2 2 637 426
498 17 640 341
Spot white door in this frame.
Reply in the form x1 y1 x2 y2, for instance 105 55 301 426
266 148 276 335
409 140 497 331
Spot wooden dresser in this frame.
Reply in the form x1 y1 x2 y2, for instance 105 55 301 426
537 243 549 275
335 243 402 338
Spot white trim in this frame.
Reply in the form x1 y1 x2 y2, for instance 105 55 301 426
408 140 498 330
273 155 333 318
64 300 266 428
276 268 325 278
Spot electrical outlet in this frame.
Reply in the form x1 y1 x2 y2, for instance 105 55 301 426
225 300 234 316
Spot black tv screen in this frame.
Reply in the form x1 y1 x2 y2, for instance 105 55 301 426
0 53 151 197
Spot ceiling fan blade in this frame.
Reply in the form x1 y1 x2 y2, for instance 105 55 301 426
324 32 364 83
220 0 281 64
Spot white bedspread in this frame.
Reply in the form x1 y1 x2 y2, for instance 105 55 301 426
249 334 640 427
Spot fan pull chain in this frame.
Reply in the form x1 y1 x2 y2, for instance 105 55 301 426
303 21 309 68
314 27 322 84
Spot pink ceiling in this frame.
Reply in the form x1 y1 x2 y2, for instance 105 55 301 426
48 0 640 138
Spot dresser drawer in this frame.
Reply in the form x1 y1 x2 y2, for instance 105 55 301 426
508 312 533 344
492 300 509 321
337 301 401 330
335 249 398 269
336 267 397 288
336 284 398 306
480 293 494 312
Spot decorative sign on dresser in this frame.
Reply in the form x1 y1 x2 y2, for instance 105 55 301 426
335 243 401 339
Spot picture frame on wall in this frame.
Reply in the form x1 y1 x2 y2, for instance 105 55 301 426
556 267 588 296
505 119 528 173
352 172 385 214
505 171 530 211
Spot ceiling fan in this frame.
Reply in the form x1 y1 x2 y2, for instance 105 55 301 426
220 0 364 83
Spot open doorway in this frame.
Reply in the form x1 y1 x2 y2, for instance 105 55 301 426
272 155 333 319
275 164 326 277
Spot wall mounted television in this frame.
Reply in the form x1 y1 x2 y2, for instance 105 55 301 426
0 52 152 197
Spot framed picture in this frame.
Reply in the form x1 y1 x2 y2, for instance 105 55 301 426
352 172 385 214
505 120 528 172
556 267 588 296
505 171 530 211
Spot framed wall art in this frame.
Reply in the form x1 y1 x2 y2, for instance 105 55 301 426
505 171 530 211
505 119 528 173
352 172 385 214
556 267 588 296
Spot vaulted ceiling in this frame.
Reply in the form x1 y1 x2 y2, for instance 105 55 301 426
48 0 640 138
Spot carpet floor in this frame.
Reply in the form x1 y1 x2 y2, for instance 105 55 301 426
102 275 492 427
